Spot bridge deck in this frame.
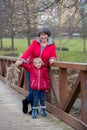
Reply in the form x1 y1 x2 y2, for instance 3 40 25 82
0 80 75 130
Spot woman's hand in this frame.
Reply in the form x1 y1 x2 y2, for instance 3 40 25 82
15 60 23 67
49 58 55 65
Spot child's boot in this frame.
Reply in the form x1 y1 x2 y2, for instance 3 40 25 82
32 109 38 118
40 108 47 117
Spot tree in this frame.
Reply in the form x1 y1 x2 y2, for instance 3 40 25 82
0 0 6 49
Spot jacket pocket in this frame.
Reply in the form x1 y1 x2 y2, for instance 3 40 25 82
43 81 46 90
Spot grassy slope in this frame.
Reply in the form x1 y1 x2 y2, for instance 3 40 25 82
0 38 87 63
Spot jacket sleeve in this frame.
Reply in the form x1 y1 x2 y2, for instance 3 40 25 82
21 40 34 60
21 63 31 72
50 44 57 59
44 44 57 66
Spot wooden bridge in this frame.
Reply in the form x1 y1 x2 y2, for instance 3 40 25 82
0 80 74 130
0 56 87 130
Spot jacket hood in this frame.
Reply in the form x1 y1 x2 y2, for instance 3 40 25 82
36 37 54 45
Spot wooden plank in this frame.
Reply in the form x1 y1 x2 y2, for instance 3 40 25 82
3 60 6 77
46 102 87 130
19 68 24 88
59 68 68 108
0 55 17 61
80 71 87 124
46 90 51 103
12 85 28 96
63 75 80 112
49 69 60 106
24 71 28 90
54 61 87 71
1 59 4 76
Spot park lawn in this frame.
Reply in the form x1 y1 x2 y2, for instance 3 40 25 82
55 38 87 62
2 38 28 54
57 51 87 62
55 38 86 52
0 38 87 63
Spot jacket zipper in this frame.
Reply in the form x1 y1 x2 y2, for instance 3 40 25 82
38 45 47 90
31 80 34 88
38 69 40 90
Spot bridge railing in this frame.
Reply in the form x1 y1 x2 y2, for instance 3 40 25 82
0 56 87 130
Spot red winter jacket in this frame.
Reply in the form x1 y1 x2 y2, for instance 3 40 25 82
21 37 57 90
22 63 50 90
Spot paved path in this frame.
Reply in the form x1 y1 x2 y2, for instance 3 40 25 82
0 80 75 130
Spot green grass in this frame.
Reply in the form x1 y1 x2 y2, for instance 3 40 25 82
0 38 87 63
2 38 28 54
54 38 87 62
55 38 87 52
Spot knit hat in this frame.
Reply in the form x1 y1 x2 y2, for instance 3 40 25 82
37 27 51 37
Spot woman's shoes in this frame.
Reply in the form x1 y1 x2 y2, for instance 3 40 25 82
28 109 32 115
22 99 29 114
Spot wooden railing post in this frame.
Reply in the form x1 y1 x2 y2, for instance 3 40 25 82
58 68 68 108
80 71 87 124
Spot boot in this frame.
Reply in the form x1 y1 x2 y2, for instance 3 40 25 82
22 99 29 114
28 109 32 115
32 109 38 118
40 108 47 117
28 108 39 115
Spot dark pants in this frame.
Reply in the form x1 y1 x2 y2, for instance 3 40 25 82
25 71 33 103
32 90 45 109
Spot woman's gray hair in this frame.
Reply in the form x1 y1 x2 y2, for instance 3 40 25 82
37 27 51 37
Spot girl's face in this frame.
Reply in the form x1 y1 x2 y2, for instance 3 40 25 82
40 33 48 43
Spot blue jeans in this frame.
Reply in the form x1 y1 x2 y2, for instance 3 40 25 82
33 90 45 109
25 71 31 92
25 71 33 103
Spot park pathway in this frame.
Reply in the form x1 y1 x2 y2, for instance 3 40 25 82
0 80 75 130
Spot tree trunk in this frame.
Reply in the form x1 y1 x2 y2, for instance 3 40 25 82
0 37 3 49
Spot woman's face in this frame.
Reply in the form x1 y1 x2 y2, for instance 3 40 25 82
40 33 48 43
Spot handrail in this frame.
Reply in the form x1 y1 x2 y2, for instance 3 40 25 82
0 56 87 130
54 61 87 70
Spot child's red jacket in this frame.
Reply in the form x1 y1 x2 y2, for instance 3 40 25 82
22 63 50 90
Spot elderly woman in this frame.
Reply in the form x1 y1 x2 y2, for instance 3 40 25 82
15 27 57 118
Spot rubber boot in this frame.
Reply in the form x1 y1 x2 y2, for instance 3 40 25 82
22 99 29 114
32 109 38 118
40 108 47 117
